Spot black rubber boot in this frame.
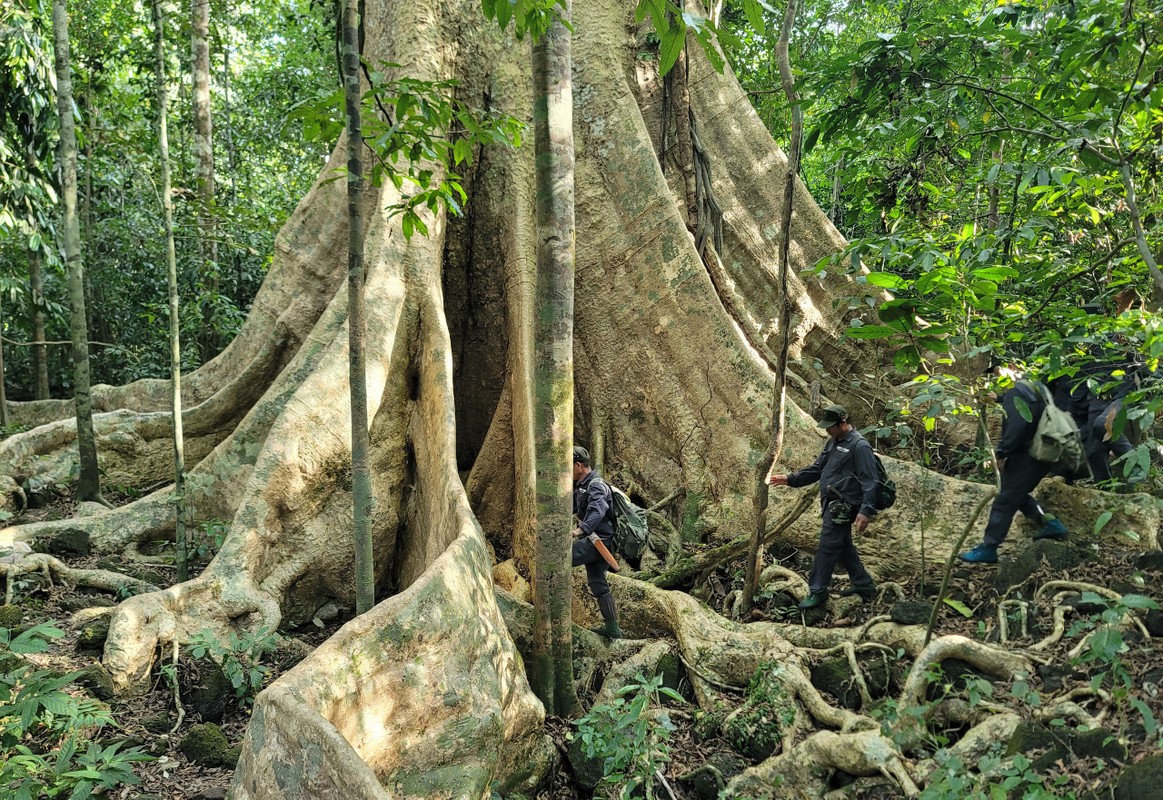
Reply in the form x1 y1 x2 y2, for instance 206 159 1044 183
591 594 622 639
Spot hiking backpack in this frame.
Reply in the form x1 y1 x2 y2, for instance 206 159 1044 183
871 451 897 511
609 486 649 560
1025 382 1086 472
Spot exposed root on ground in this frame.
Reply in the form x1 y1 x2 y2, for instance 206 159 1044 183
0 552 158 604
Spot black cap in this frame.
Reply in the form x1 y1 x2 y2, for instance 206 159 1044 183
816 404 848 428
572 446 591 465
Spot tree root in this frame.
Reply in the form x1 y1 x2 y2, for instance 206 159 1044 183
725 728 919 799
0 552 158 604
900 635 1032 713
912 712 1022 785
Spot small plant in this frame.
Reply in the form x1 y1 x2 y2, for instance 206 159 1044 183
574 672 684 799
1067 592 1161 739
186 519 229 564
189 625 282 709
919 749 1077 800
1 622 153 800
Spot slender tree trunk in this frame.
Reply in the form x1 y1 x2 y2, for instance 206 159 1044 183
153 0 188 581
745 0 801 613
342 0 373 615
52 0 102 503
221 22 242 304
192 0 218 359
28 246 50 399
0 297 8 428
530 1 578 717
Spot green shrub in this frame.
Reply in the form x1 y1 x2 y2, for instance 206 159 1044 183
189 625 281 709
574 673 684 799
0 622 153 800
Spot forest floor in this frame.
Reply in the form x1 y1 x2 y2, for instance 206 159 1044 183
2 485 1162 800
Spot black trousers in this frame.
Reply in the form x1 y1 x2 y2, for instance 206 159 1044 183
1084 397 1133 484
807 501 874 595
983 449 1051 547
572 535 612 599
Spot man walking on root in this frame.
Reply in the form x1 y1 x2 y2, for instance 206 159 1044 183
959 365 1068 564
572 446 622 638
768 404 879 610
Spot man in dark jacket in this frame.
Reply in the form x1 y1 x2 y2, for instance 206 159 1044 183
768 404 879 609
572 446 621 638
959 369 1068 564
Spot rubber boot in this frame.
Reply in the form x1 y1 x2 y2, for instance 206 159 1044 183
591 594 622 639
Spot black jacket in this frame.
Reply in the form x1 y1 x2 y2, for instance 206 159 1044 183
996 381 1047 460
573 470 615 537
787 428 879 519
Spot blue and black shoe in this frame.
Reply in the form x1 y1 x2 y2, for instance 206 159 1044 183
1034 517 1068 541
958 543 998 564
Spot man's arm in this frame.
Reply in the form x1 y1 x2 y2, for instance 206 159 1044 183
784 447 828 488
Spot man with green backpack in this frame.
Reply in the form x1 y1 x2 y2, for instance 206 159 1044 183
959 364 1072 564
571 446 622 639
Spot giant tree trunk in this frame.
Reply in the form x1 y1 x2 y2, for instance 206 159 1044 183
2 0 1159 797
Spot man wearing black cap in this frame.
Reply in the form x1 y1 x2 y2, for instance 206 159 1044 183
768 404 879 609
571 446 621 638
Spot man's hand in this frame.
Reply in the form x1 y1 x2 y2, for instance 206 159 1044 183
768 474 789 486
854 513 871 533
573 527 584 539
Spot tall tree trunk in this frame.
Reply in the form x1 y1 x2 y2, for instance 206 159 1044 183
0 297 8 428
153 0 188 581
28 246 50 400
530 0 578 717
52 0 101 503
192 0 218 359
221 20 242 304
745 0 801 612
342 0 374 615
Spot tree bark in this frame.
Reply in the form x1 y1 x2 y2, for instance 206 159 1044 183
28 246 50 400
192 0 219 359
152 0 188 581
744 0 801 613
51 0 101 503
529 1 578 718
342 0 374 615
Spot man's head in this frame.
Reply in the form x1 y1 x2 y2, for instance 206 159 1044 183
816 404 852 440
573 445 592 482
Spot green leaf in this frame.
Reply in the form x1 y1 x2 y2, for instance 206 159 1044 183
845 324 899 339
1094 510 1113 535
743 0 766 34
1011 395 1033 423
970 266 1018 282
865 271 906 290
943 598 973 617
659 26 685 77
